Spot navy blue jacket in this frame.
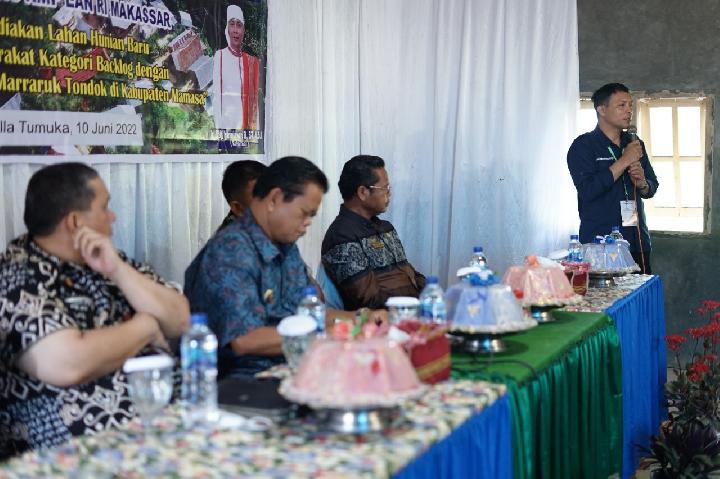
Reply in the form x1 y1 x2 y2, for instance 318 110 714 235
567 126 659 252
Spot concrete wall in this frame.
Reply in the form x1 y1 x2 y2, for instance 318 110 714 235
578 0 720 340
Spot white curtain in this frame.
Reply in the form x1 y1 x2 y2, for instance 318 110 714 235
0 160 237 283
1 0 579 288
269 0 580 285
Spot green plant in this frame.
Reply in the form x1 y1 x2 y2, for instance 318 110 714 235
645 300 720 477
645 419 720 478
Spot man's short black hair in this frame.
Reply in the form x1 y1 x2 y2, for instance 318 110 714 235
221 160 266 203
253 156 328 201
338 155 385 201
24 162 99 237
591 83 630 109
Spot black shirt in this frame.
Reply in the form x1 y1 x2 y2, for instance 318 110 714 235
567 126 659 252
321 205 425 310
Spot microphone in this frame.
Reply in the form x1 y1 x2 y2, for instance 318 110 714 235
627 125 638 142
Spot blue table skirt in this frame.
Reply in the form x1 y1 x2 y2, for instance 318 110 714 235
606 275 667 479
393 394 513 479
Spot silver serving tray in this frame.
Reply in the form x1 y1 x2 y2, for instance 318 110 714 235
528 304 561 323
588 270 628 288
312 406 404 434
447 330 511 354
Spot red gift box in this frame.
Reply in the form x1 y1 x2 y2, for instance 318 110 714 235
396 319 451 384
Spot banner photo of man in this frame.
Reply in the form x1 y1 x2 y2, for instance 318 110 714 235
0 0 267 157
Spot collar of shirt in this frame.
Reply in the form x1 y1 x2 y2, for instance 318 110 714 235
592 125 633 152
19 235 94 276
339 204 381 228
237 209 291 264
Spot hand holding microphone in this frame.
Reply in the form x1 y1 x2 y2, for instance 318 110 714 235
625 125 648 189
622 125 643 165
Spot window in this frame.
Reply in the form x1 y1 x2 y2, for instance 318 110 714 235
637 97 712 233
577 98 597 136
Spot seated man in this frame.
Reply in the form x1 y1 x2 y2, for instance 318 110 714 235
185 157 374 379
322 155 425 310
0 163 189 459
217 160 266 231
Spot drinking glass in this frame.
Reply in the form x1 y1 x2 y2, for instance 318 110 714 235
123 355 174 429
277 315 317 371
385 296 420 325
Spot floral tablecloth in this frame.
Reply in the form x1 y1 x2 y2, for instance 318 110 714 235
562 273 654 312
0 380 505 479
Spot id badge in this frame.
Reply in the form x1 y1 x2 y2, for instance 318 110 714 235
620 200 638 227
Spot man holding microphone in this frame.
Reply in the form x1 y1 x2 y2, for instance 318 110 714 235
567 83 658 273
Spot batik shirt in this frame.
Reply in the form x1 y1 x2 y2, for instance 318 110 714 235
0 235 173 459
184 209 311 379
217 211 237 232
321 205 425 311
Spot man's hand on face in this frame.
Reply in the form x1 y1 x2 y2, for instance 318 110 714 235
73 226 122 278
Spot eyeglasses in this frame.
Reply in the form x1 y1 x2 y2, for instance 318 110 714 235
368 185 391 194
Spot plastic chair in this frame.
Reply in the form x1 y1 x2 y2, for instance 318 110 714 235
316 263 345 310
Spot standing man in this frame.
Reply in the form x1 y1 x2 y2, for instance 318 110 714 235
322 155 425 310
0 163 189 459
212 4 261 131
567 83 658 273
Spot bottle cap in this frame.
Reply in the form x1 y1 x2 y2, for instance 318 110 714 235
190 313 208 326
303 285 317 296
473 246 484 253
570 234 579 240
427 276 439 284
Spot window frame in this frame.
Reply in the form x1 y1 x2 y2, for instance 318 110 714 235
635 95 713 236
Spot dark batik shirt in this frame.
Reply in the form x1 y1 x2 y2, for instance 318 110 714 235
0 235 174 459
184 209 311 379
321 205 425 311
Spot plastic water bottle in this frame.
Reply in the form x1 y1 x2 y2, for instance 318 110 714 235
568 234 582 262
468 246 488 268
419 276 447 324
297 286 326 335
610 226 624 241
181 313 219 426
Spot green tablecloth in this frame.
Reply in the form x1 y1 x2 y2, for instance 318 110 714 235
452 311 623 479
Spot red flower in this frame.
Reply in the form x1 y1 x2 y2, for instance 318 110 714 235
687 327 704 340
688 360 711 382
702 300 720 312
665 334 687 351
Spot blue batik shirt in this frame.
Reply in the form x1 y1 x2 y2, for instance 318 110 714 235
184 209 311 379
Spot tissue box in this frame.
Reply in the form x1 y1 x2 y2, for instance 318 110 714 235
396 319 450 384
